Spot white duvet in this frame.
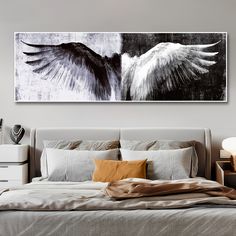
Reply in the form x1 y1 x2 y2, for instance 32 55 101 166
0 178 235 211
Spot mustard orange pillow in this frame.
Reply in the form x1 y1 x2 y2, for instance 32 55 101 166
92 159 147 182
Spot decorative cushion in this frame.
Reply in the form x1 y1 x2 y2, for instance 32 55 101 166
92 159 147 182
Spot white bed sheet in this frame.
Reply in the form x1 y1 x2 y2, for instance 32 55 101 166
1 207 236 236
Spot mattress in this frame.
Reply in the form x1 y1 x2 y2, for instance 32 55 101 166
0 179 236 236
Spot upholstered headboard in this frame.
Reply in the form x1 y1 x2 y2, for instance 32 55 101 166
30 127 211 180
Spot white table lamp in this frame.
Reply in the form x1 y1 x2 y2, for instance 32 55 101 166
222 137 236 171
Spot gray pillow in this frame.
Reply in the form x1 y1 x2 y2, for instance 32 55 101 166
120 139 198 177
120 139 196 150
46 148 119 182
41 140 120 177
120 147 194 180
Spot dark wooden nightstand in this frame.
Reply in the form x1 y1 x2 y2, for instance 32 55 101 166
216 161 236 189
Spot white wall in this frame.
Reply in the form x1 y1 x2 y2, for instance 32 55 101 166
0 0 236 164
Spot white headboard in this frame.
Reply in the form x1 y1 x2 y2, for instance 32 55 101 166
30 127 211 180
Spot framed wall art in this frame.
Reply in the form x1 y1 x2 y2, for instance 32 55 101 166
14 32 227 102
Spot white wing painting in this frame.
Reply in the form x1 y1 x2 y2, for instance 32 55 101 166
15 32 227 102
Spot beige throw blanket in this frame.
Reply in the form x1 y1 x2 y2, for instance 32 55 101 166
105 178 236 200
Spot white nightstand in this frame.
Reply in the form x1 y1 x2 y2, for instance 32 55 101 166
0 144 28 188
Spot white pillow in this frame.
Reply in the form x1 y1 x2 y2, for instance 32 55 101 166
41 140 119 178
46 148 119 181
120 147 195 180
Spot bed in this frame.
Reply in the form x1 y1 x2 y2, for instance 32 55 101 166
0 127 235 236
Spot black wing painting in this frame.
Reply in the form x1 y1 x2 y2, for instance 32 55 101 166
121 41 219 100
15 33 226 102
22 41 121 100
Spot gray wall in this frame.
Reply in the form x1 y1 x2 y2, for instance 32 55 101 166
0 0 235 166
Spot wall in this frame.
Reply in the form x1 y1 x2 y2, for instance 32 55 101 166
0 0 236 166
